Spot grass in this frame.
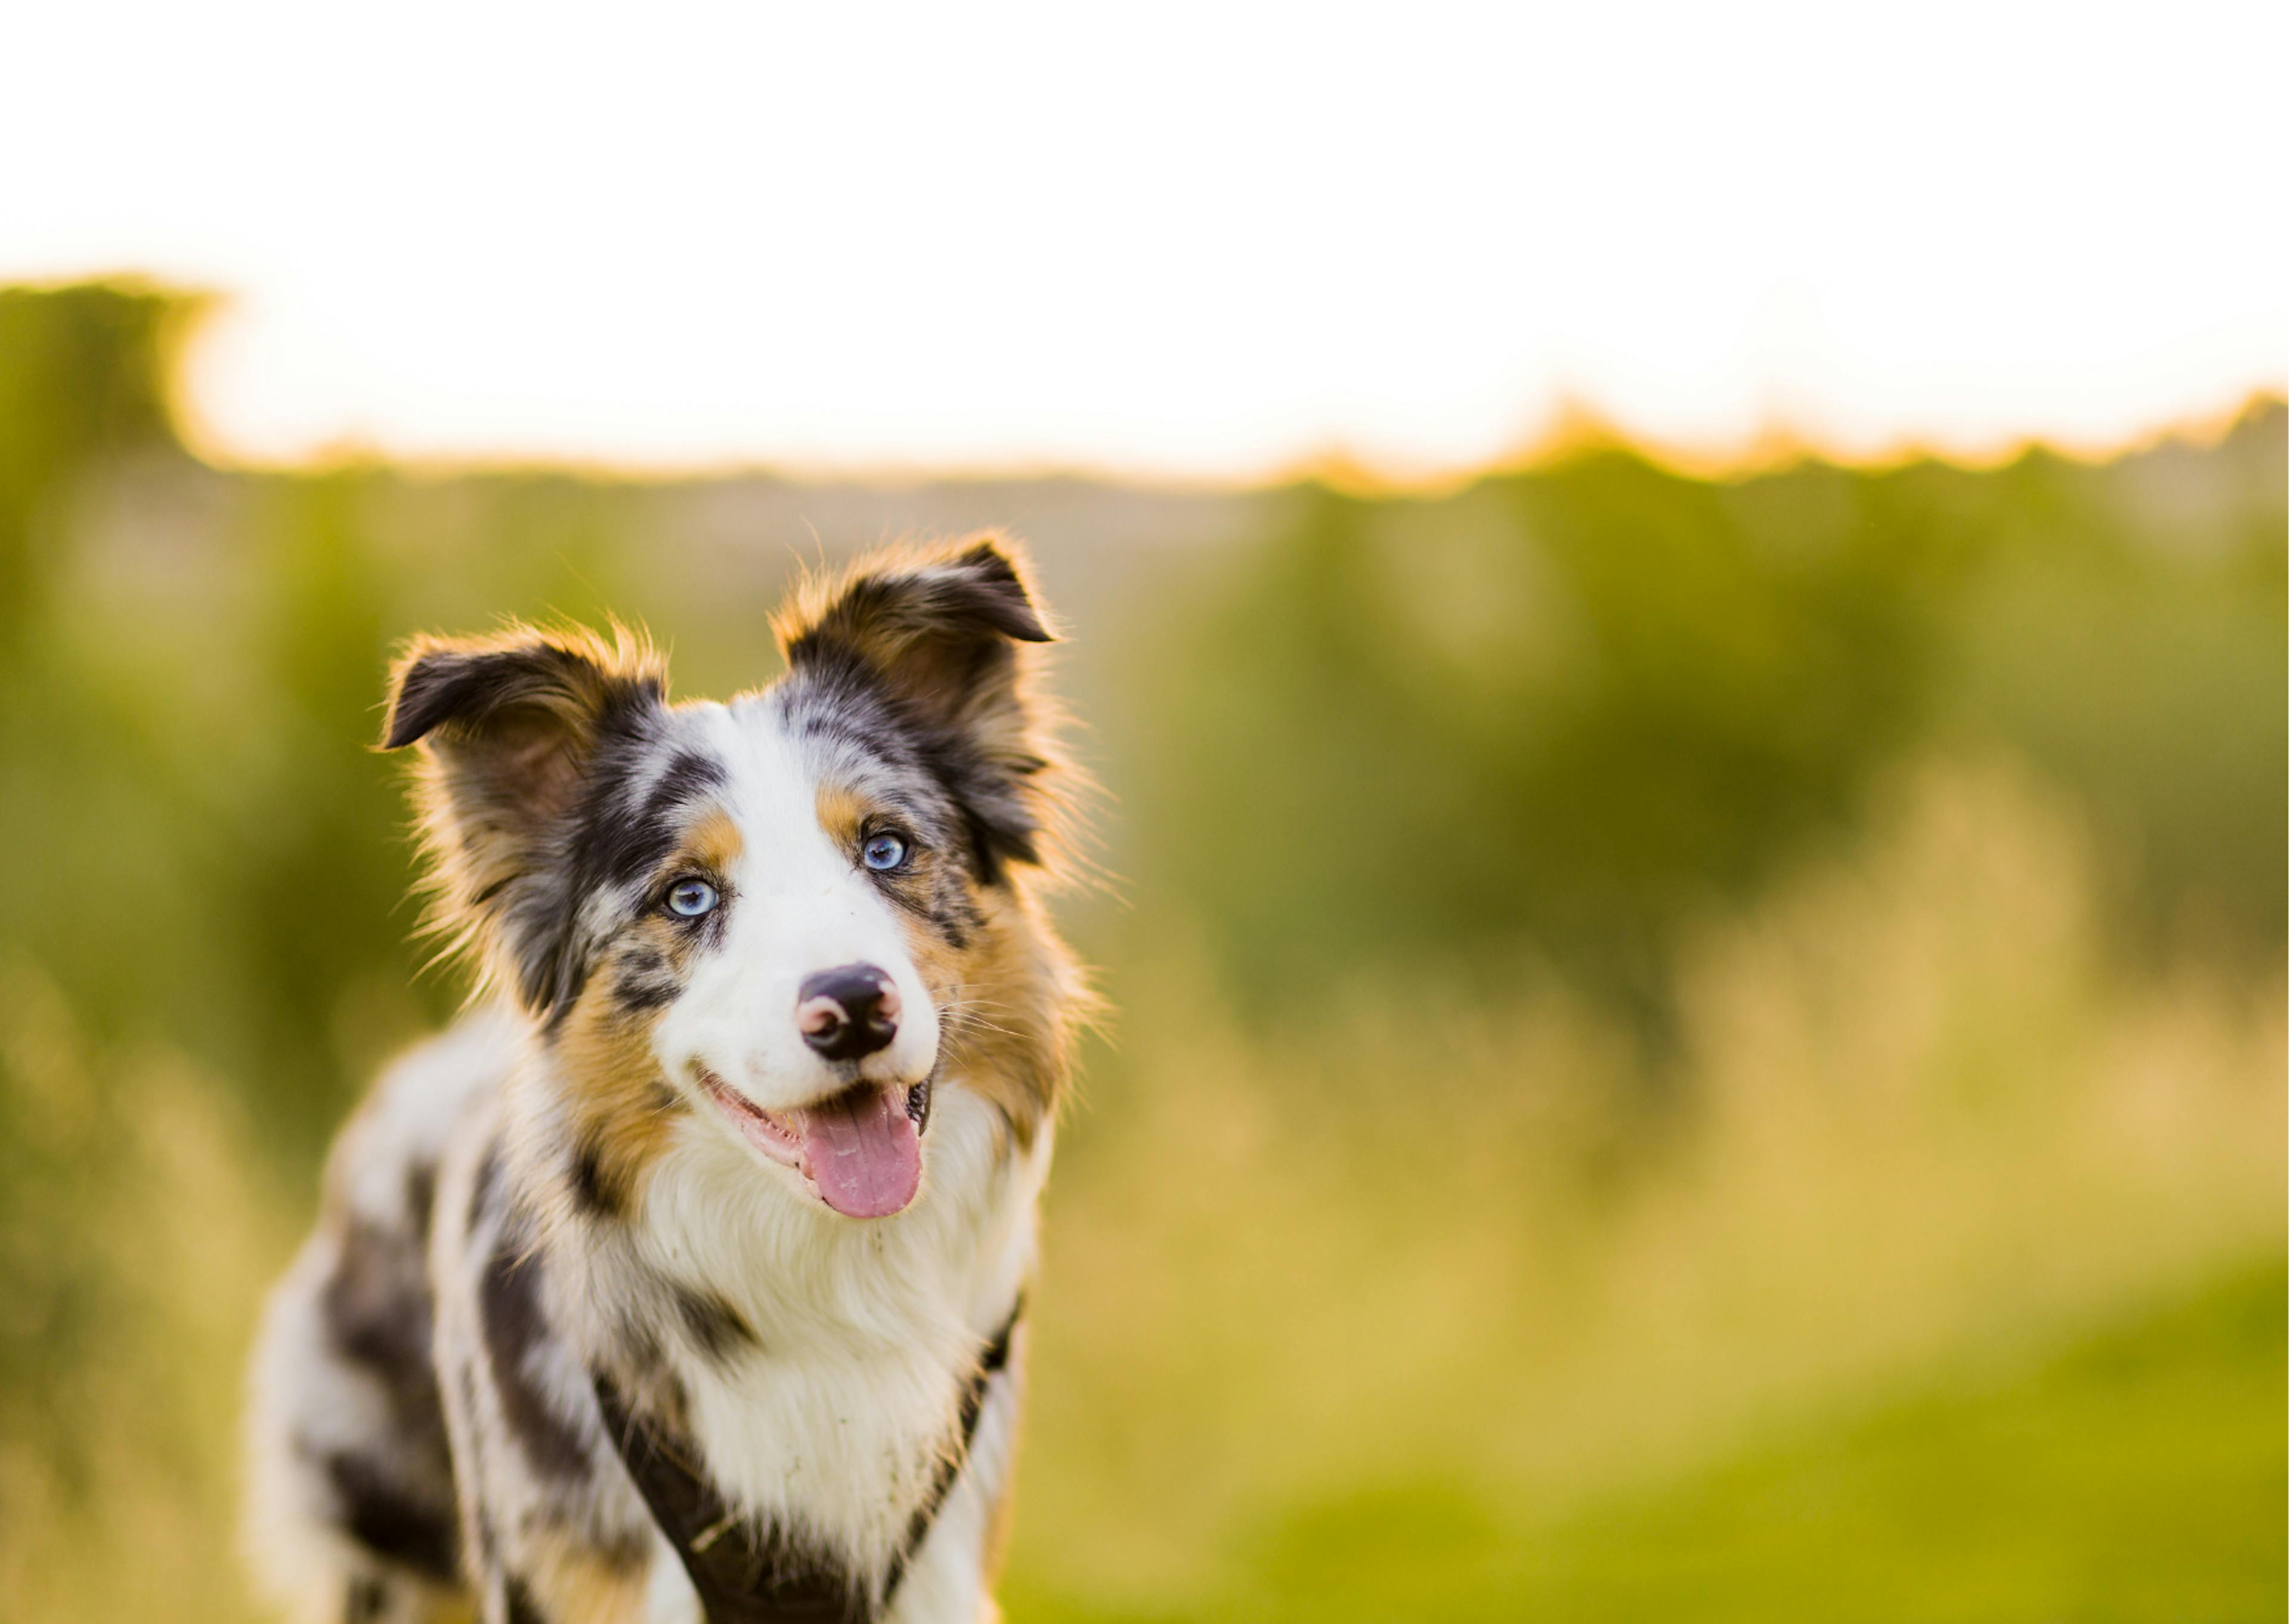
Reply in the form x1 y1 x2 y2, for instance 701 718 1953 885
1181 1260 2287 1624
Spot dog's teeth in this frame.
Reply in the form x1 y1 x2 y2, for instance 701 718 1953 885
906 1080 932 1133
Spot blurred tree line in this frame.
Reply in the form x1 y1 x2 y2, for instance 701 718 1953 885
0 280 2280 1474
1124 395 2284 1035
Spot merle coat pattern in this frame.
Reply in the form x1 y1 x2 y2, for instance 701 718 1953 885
245 540 1087 1624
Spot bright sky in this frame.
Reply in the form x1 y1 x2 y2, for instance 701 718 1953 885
5 1 2283 481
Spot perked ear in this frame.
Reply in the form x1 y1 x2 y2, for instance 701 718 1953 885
380 624 664 1010
773 537 1060 879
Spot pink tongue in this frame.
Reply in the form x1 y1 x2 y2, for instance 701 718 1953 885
799 1086 921 1219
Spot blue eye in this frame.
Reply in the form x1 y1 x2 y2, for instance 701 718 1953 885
861 832 908 872
666 878 718 917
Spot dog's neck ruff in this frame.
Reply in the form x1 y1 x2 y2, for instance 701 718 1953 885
592 1305 1018 1624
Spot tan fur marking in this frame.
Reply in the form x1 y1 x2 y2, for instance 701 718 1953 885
553 947 682 1219
813 781 868 850
680 808 743 882
904 883 1080 1151
548 814 742 1220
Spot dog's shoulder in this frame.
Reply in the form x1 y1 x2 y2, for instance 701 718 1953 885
327 1002 522 1236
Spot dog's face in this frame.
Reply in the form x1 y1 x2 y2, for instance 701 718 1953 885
383 540 1072 1220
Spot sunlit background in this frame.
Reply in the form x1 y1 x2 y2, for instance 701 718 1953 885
5 1 2285 476
0 3 2282 1620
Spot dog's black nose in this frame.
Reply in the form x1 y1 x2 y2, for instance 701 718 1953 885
797 964 900 1061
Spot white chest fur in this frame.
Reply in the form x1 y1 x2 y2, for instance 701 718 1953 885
573 1082 1048 1588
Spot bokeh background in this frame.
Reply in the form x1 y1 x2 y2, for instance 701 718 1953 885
0 283 2280 1622
2 5 2286 1617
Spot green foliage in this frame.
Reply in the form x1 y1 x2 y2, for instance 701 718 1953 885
1127 419 2285 1030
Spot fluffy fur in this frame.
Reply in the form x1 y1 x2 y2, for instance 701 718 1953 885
245 538 1088 1624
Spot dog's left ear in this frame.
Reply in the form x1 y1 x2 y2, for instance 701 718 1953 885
775 537 1057 879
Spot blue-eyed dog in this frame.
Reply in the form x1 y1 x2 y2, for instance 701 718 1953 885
245 539 1087 1624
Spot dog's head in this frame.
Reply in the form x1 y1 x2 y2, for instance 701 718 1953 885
383 538 1078 1221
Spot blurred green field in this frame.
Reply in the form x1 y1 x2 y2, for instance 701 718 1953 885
1135 1259 2288 1624
0 282 2280 1620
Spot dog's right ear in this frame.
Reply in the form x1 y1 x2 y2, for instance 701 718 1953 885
380 626 664 1008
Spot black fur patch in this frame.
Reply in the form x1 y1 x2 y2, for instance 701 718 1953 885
323 1220 438 1415
525 695 667 1021
320 1449 459 1584
590 1301 1020 1624
525 736 729 1031
405 1160 437 1238
638 751 732 846
784 658 1020 887
886 1306 1019 1597
671 1285 759 1363
568 1138 620 1219
503 1573 550 1624
895 882 980 953
791 702 921 775
778 543 1050 672
320 1216 453 1528
589 1385 865 1624
564 738 712 899
479 1225 593 1483
612 946 682 1014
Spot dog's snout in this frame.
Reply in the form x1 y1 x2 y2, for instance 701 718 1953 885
796 964 900 1061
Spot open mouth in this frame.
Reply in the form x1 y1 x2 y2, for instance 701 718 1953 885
699 1070 931 1219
